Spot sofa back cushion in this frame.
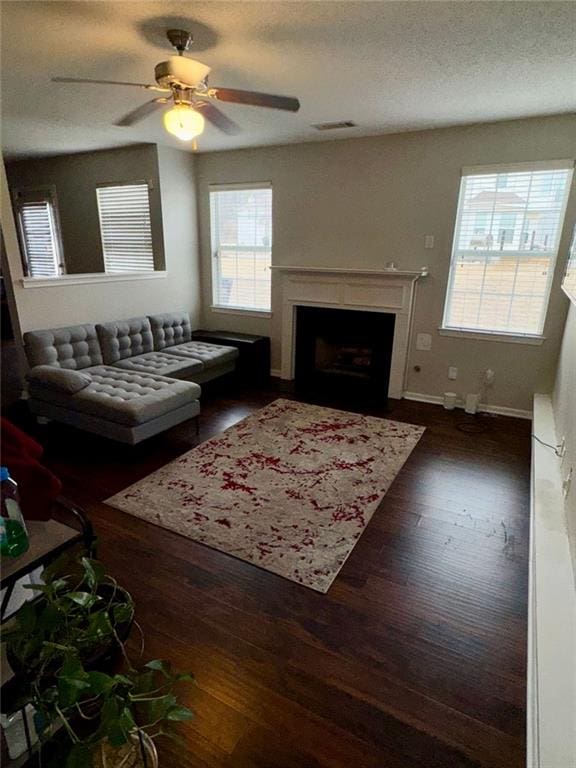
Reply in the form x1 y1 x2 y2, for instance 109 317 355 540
96 317 154 364
24 325 103 370
149 312 192 350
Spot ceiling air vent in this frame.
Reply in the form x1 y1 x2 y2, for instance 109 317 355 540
312 120 356 131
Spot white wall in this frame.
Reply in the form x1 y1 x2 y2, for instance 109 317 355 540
196 114 576 412
553 300 576 576
0 146 201 337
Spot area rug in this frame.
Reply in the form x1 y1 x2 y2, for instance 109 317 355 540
106 399 424 592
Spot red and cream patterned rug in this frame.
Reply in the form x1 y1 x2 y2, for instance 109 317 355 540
106 399 424 592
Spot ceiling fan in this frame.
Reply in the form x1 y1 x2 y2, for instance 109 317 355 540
52 28 301 142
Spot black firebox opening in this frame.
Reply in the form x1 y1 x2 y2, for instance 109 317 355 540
294 306 395 402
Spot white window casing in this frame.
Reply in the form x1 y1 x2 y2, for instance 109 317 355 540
442 160 574 338
209 183 272 312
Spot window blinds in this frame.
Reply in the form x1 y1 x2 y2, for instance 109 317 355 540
96 183 154 273
16 192 62 278
210 185 272 311
443 162 573 336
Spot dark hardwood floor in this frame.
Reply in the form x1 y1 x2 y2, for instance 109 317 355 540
9 382 531 768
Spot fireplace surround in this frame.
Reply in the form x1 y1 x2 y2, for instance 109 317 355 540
273 266 427 399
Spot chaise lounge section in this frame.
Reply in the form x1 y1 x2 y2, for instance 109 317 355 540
23 312 239 444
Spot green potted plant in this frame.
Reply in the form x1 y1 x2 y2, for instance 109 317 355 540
3 555 193 767
36 655 193 767
5 556 134 683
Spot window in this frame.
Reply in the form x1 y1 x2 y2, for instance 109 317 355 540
13 188 64 277
442 161 573 337
562 225 576 304
96 183 154 273
209 184 272 311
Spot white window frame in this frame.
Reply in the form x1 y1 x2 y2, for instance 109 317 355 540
441 160 574 342
209 181 273 315
12 186 65 278
96 181 155 274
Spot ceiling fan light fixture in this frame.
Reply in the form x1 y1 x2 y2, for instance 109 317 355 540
163 104 205 141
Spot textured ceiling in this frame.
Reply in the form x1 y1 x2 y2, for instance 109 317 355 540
1 1 575 159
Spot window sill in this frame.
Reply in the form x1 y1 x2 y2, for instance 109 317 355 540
438 327 545 345
210 305 272 319
20 272 166 288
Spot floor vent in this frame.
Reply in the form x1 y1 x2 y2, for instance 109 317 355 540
312 120 356 131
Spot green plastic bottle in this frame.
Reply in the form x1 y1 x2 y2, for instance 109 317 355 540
0 467 29 557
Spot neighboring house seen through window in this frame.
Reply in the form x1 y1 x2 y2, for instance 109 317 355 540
13 188 64 278
96 183 155 273
442 161 573 337
209 184 272 312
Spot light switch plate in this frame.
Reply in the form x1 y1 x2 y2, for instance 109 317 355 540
416 333 432 351
424 235 435 249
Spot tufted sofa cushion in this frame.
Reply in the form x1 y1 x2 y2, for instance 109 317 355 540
149 312 192 350
165 341 239 370
24 325 103 370
43 366 201 426
97 317 154 364
113 351 203 379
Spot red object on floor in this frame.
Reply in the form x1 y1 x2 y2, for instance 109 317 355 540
1 418 62 520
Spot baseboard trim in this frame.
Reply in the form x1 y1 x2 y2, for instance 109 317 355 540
402 391 532 420
270 368 282 378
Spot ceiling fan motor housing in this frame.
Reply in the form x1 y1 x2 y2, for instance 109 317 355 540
154 56 211 89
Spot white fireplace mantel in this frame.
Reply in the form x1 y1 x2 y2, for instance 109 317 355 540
276 265 428 399
271 265 428 279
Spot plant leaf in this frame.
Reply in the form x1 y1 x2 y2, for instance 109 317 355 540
144 659 171 677
81 557 106 590
167 705 194 721
65 743 92 768
174 672 195 683
37 603 62 632
59 655 88 680
107 724 128 748
57 676 91 708
87 670 115 694
17 601 36 633
113 674 135 688
112 603 133 625
85 610 113 641
65 591 100 609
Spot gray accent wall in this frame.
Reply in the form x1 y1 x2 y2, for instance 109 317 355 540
0 146 200 335
6 144 166 274
196 114 576 412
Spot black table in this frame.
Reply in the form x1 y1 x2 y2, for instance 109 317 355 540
191 330 271 385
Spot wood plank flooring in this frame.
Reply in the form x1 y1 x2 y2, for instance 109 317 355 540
9 384 531 767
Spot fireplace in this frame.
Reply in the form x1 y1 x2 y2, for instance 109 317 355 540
295 306 395 400
274 265 428 399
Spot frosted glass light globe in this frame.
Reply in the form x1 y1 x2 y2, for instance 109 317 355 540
163 105 205 141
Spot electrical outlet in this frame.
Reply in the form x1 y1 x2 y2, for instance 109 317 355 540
559 436 566 459
562 467 573 499
448 366 458 380
416 333 432 351
485 369 495 384
424 235 435 249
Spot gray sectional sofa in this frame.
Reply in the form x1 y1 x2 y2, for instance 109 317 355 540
23 312 239 445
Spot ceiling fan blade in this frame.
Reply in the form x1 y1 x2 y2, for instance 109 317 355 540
208 87 300 112
52 77 169 93
115 98 167 127
197 103 241 135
